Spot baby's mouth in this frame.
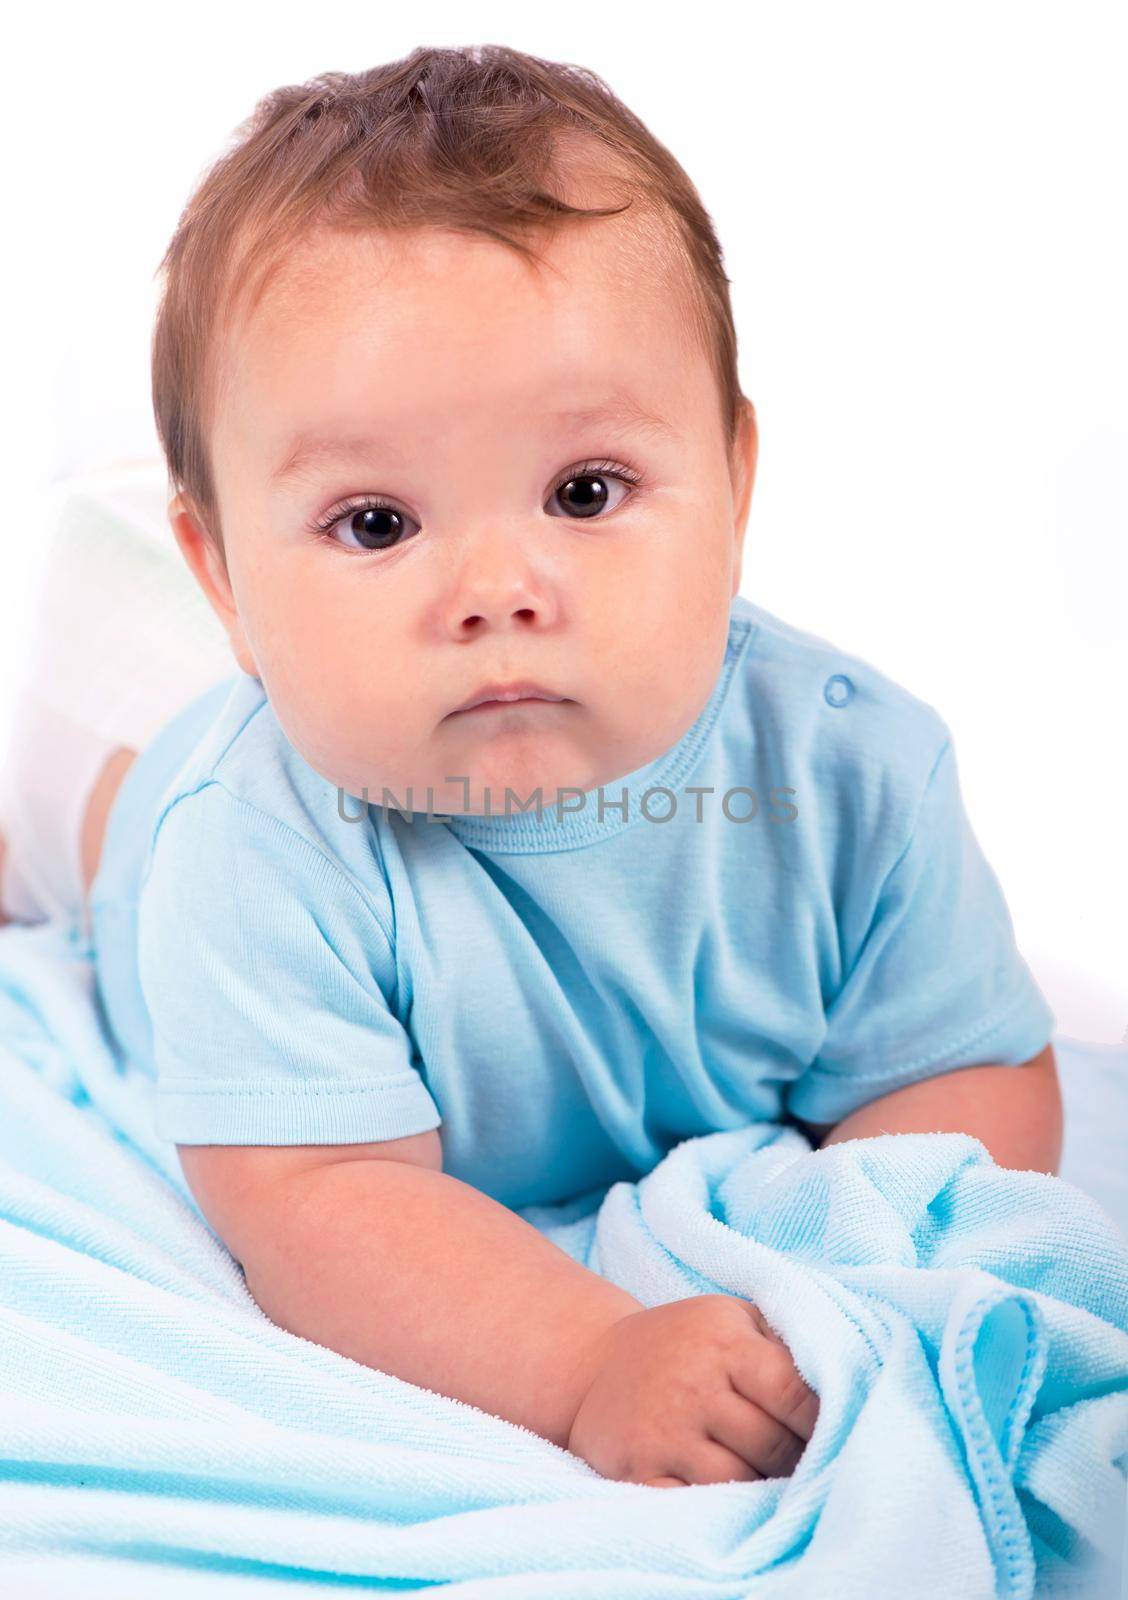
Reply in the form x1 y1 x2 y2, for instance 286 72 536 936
454 696 572 716
447 682 573 716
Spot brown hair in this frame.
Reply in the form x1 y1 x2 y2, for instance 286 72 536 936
151 43 751 565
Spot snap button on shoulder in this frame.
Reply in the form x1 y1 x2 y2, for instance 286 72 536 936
824 673 855 708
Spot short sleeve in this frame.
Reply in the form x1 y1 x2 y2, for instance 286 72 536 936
136 780 442 1145
787 733 1056 1127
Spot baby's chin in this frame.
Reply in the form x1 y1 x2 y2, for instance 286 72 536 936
387 761 602 821
442 714 674 814
296 704 670 818
329 739 614 820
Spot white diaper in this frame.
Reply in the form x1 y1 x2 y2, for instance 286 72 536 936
0 466 235 935
0 697 123 934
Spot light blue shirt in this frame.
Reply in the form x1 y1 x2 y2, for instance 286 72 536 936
88 593 1055 1210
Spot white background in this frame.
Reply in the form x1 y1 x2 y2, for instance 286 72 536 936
1 1 1124 1043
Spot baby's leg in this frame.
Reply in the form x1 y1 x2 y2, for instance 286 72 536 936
4 758 133 926
0 692 147 940
0 697 137 935
80 745 139 898
0 746 132 925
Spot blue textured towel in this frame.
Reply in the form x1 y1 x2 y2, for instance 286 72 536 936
0 917 1125 1598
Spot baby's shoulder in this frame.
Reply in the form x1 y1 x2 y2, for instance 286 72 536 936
727 596 952 819
140 674 392 927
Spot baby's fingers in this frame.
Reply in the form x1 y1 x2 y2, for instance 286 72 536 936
731 1327 820 1441
706 1385 806 1478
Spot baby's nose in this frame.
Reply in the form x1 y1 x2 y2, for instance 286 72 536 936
446 553 557 636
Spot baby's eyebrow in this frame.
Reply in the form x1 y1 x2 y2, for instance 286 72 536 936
546 395 678 444
271 432 399 485
270 393 677 484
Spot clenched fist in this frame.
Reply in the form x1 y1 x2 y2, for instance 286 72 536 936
565 1294 819 1488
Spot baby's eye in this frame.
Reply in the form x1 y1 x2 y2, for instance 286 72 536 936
314 501 419 552
312 460 641 551
546 463 640 521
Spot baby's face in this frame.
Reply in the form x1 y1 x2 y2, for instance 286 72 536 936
183 214 756 817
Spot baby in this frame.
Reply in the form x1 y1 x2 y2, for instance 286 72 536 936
0 45 1062 1489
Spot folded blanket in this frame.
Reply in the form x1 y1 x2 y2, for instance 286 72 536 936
0 918 1125 1599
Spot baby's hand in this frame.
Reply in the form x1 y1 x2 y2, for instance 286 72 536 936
565 1294 819 1487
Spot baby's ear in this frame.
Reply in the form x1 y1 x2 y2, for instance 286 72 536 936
167 494 258 679
729 401 758 595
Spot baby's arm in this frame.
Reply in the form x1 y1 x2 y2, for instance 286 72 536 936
178 1133 644 1450
803 1041 1061 1174
139 783 643 1446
